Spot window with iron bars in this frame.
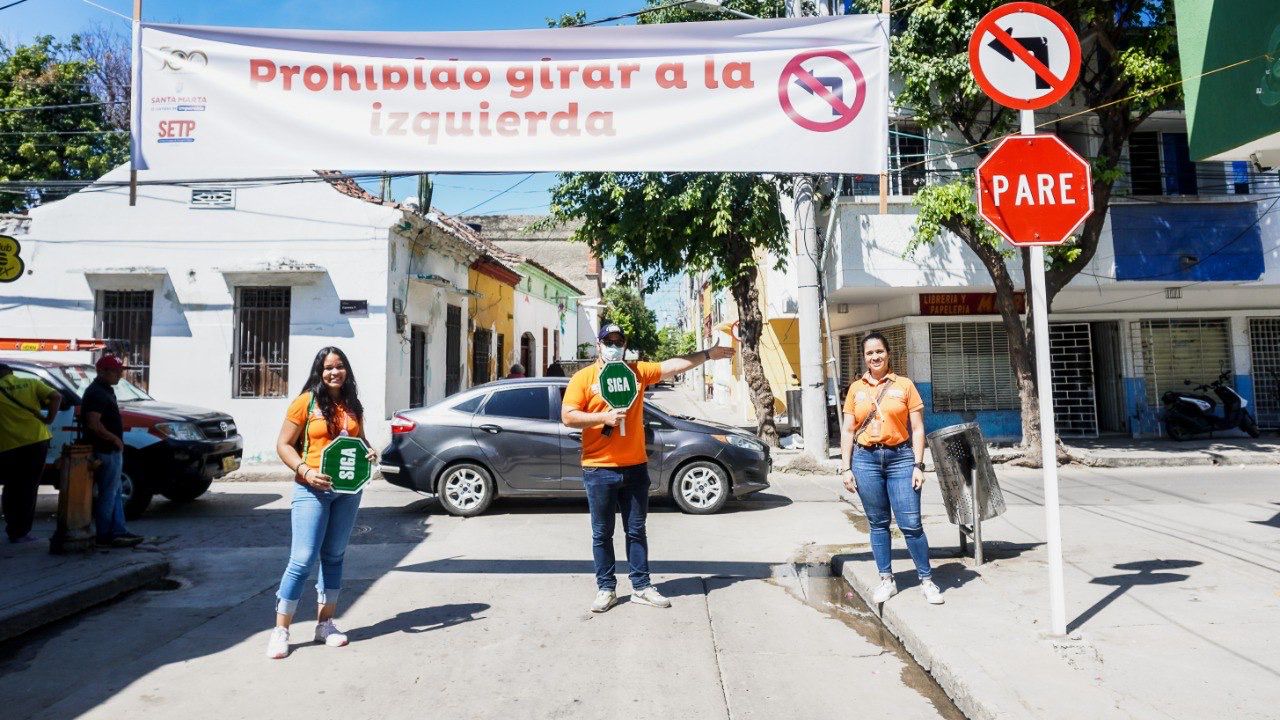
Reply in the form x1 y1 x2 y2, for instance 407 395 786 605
233 287 291 398
928 322 1020 412
838 326 908 400
841 124 928 197
95 290 153 391
1123 132 1280 197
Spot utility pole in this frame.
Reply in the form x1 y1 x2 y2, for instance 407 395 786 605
787 0 829 460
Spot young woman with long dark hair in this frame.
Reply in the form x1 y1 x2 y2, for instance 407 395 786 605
267 346 378 659
838 332 943 606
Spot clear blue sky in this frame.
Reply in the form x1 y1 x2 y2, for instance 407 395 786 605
2 0 685 324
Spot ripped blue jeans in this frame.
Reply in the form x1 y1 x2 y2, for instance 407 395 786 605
274 483 362 615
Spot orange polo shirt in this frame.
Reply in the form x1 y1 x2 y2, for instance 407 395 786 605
563 361 664 468
286 392 363 467
842 372 923 447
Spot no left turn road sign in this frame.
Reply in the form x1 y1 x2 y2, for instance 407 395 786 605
968 2 1081 111
778 49 867 132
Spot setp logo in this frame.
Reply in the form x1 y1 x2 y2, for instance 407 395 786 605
157 119 197 143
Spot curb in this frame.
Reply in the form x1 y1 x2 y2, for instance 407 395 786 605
830 556 1133 720
832 555 996 720
0 555 169 644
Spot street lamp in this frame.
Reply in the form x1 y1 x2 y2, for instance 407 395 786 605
682 1 761 19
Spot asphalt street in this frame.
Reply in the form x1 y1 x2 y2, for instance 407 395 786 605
4 463 1276 720
0 473 960 720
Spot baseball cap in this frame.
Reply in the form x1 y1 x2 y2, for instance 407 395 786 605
598 324 626 341
95 354 126 372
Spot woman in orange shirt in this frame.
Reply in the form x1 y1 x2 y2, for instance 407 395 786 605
266 346 377 659
839 332 943 606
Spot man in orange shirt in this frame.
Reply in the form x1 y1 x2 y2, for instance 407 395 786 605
562 324 732 612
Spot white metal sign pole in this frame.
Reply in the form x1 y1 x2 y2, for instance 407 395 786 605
128 0 142 206
1022 108 1068 635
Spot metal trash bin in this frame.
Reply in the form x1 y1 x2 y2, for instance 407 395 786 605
926 422 1006 565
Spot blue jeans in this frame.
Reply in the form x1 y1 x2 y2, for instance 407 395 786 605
275 483 363 616
92 450 128 540
853 444 932 579
583 464 651 591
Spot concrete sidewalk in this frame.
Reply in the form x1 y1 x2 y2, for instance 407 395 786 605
773 435 1280 473
831 465 1280 720
0 525 169 643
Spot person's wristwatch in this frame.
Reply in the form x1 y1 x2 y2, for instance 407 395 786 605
914 461 926 471
702 349 711 361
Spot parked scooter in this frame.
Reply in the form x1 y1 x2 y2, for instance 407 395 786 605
1161 372 1261 441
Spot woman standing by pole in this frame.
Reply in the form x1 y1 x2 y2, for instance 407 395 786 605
839 332 943 606
267 346 378 659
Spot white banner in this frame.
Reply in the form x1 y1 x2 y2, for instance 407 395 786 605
137 17 888 174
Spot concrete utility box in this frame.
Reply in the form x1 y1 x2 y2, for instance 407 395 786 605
926 422 1006 564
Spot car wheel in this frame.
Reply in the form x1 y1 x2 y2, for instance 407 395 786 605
162 477 213 503
121 462 154 520
437 463 495 517
671 461 730 515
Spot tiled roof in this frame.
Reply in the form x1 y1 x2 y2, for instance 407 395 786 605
460 214 600 300
318 172 520 271
0 214 30 237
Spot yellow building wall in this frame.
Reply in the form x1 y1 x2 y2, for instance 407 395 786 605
762 318 800 415
468 269 515 384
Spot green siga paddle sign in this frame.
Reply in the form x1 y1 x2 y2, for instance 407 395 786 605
598 362 638 437
321 436 372 494
598 361 638 409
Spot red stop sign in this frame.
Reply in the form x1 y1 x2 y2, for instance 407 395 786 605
976 134 1093 246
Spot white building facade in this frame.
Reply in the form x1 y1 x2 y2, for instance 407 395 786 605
825 117 1280 441
0 166 501 461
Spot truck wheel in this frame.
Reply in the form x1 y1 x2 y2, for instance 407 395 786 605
162 477 213 503
121 462 154 520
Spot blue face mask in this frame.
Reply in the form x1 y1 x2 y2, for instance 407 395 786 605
600 344 625 363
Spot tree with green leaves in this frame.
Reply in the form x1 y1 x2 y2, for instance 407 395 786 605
657 326 697 361
603 284 661 360
859 0 1179 462
548 0 795 446
0 36 128 212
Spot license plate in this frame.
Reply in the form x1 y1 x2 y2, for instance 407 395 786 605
221 455 241 473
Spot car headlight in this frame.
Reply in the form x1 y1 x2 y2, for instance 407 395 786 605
713 434 763 452
154 422 203 441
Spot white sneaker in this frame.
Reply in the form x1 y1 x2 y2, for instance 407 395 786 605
872 576 898 604
591 589 617 613
314 619 349 647
920 579 945 605
631 586 672 608
266 627 289 659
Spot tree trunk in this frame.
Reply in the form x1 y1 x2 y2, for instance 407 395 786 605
726 238 780 447
946 222 1041 463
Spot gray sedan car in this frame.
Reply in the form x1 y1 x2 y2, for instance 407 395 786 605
380 378 770 516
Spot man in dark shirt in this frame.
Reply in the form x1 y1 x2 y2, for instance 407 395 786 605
82 355 142 547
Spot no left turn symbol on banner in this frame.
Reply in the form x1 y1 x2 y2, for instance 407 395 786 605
969 2 1081 111
778 49 867 132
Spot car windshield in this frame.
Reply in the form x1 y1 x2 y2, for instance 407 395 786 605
52 365 152 402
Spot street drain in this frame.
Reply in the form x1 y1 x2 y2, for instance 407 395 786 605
145 577 184 592
772 562 966 720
